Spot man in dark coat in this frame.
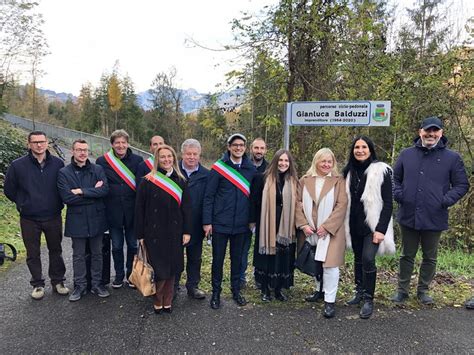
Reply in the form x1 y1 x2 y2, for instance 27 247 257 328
203 133 257 309
4 131 69 300
96 129 143 288
136 135 164 186
174 139 209 300
57 139 110 301
240 137 268 289
391 117 469 305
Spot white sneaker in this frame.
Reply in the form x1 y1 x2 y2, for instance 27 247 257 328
54 282 70 295
31 287 45 300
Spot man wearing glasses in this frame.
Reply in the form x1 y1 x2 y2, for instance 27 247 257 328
203 133 257 309
5 131 70 300
57 139 110 301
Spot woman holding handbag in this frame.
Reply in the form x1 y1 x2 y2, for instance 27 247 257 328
295 148 347 318
135 145 192 314
251 149 299 302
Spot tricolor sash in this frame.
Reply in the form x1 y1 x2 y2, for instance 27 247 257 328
212 159 250 197
146 172 183 205
145 156 154 170
104 149 136 191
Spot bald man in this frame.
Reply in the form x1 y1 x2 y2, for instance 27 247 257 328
136 135 165 186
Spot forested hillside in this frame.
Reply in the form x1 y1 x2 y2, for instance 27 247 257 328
1 0 472 244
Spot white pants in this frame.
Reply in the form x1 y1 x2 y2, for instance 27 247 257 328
315 267 339 303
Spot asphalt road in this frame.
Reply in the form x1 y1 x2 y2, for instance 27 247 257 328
0 239 472 354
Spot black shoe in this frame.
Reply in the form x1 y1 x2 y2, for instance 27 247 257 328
261 291 273 302
345 290 363 305
111 279 123 289
162 307 172 314
275 290 288 302
305 291 324 303
69 287 87 302
153 306 162 314
359 299 374 319
91 285 110 298
210 293 220 310
233 292 247 306
187 288 206 300
323 302 336 318
390 292 409 304
417 293 434 305
465 297 474 309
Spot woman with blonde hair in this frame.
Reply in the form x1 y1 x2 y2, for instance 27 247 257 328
296 148 348 318
135 145 192 313
252 149 299 302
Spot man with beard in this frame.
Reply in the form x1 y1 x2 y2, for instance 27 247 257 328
390 117 469 305
240 138 268 289
203 133 257 309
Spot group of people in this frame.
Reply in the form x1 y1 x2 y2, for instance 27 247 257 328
4 116 471 318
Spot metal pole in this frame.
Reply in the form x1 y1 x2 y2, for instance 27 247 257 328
283 103 290 150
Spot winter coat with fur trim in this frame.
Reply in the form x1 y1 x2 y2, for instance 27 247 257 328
344 161 395 256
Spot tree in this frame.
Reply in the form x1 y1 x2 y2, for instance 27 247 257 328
148 67 183 150
0 0 47 113
108 73 122 130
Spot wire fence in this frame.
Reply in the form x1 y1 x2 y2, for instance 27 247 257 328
1 113 151 159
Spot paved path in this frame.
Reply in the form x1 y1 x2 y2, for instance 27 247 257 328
0 240 472 354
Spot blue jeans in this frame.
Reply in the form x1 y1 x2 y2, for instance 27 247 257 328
211 232 247 294
239 233 252 282
110 225 137 281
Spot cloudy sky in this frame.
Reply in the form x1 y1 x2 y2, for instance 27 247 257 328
35 0 472 96
36 0 276 95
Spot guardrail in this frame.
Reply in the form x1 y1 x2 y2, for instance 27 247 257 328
1 113 151 159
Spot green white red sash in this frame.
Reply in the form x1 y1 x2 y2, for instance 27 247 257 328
145 171 183 205
145 156 154 170
104 149 136 191
212 159 250 197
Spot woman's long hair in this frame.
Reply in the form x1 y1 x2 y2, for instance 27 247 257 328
305 147 339 177
152 145 186 181
342 135 377 178
264 149 298 182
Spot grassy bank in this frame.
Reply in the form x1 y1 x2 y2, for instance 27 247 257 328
0 192 472 307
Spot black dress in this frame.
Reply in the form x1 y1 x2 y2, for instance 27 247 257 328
252 172 296 290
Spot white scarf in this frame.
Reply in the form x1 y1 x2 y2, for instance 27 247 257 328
302 177 335 262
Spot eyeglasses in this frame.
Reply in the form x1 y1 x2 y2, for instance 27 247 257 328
74 148 88 153
230 143 245 148
29 141 47 145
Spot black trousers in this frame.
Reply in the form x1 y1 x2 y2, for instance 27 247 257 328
211 232 247 294
175 239 204 291
351 232 379 273
351 232 379 299
20 216 66 288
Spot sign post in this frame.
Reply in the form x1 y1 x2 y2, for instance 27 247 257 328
284 100 391 149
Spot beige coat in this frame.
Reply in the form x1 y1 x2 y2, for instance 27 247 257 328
295 175 348 268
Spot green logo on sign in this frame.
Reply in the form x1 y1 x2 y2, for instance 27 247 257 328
373 104 387 122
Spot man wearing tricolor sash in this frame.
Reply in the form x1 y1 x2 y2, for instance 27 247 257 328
136 135 165 186
96 129 143 289
203 133 257 310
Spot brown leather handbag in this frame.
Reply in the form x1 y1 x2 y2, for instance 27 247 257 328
128 243 156 297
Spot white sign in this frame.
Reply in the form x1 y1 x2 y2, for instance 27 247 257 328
287 101 391 126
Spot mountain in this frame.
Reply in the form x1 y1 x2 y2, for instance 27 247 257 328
136 87 246 113
38 88 76 103
36 87 246 114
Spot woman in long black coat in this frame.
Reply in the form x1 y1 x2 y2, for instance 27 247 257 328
135 145 192 313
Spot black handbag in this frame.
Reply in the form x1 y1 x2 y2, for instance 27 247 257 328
295 241 322 277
